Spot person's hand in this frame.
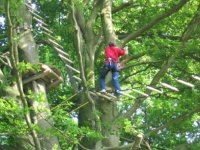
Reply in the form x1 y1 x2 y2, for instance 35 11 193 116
124 46 128 55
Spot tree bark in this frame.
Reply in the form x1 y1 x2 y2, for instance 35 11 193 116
16 0 61 149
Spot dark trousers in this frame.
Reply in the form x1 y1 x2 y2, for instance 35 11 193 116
100 62 121 96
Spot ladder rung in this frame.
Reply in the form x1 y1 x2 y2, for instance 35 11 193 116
160 82 179 92
175 79 195 88
90 91 112 100
48 38 63 49
192 75 200 81
43 31 57 41
65 64 80 74
40 25 53 34
117 91 135 99
105 93 117 99
28 9 43 20
33 17 48 27
131 89 149 97
54 47 69 57
59 54 73 64
25 3 41 15
146 86 163 94
96 92 113 100
73 76 82 82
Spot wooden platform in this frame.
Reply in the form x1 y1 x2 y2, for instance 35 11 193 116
22 64 63 90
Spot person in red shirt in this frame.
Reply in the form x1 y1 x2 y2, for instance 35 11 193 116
100 42 128 97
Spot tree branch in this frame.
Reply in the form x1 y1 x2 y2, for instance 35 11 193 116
102 143 133 150
181 4 200 42
122 60 161 71
122 0 189 44
144 106 200 138
105 106 200 150
112 0 138 14
88 0 103 26
131 134 143 150
101 0 117 42
70 1 87 88
121 65 151 83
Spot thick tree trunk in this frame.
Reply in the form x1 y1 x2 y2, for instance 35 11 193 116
16 1 61 149
99 0 121 147
70 0 121 148
98 101 119 147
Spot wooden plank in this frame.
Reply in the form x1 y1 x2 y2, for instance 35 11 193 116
47 78 63 90
192 75 200 81
44 68 61 81
89 91 113 101
104 92 117 99
131 89 149 97
146 86 163 94
59 54 73 64
23 70 49 84
25 3 41 14
28 9 43 20
43 32 56 40
117 91 135 99
48 38 63 49
43 31 57 41
73 76 82 82
65 64 80 74
175 79 195 88
52 46 69 57
33 16 48 27
160 82 179 92
40 25 53 34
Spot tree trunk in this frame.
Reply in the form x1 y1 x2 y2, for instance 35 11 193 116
99 0 121 147
16 1 61 149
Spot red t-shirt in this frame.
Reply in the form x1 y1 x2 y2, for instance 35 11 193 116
104 46 125 63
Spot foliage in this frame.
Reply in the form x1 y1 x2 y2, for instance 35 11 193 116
0 0 200 149
0 98 27 146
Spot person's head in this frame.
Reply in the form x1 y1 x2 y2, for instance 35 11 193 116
108 41 115 47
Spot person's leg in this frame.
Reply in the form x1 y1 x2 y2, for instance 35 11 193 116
112 64 121 96
100 63 110 91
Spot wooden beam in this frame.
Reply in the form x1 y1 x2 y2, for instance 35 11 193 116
59 54 73 64
131 89 149 97
117 91 135 99
28 9 43 20
65 64 80 74
53 47 69 57
73 75 82 82
160 82 179 92
33 16 48 27
89 91 112 101
105 92 117 99
175 79 195 88
192 75 200 81
43 31 57 41
48 38 63 49
47 77 63 90
40 25 53 34
146 86 163 94
25 3 41 14
23 70 49 84
41 64 61 80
